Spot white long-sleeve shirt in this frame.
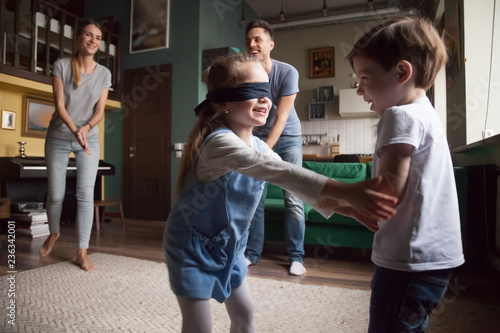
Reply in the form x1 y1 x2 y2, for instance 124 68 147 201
195 131 334 218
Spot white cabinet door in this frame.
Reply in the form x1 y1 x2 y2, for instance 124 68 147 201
339 88 374 117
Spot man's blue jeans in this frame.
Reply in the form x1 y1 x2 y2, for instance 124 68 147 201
45 136 100 249
246 135 305 264
369 265 453 333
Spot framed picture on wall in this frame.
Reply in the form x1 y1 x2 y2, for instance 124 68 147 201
22 96 55 138
1 110 16 130
309 47 335 79
308 102 326 120
130 0 171 53
317 86 334 102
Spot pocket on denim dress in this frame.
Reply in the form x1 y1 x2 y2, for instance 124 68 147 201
398 270 452 326
185 226 231 271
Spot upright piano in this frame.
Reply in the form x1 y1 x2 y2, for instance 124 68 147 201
0 156 115 221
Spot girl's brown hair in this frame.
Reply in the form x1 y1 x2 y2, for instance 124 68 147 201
346 16 447 91
175 54 258 195
71 19 102 88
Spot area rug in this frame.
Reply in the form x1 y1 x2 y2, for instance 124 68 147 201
0 254 497 332
0 253 371 332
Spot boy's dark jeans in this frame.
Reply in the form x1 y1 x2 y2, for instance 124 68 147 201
368 265 453 333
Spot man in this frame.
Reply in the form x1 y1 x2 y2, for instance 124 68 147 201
244 20 306 276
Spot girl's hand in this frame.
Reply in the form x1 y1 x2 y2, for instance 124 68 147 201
75 125 91 155
328 175 397 221
335 206 380 232
347 175 397 220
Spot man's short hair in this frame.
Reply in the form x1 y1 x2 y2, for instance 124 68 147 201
246 20 274 40
346 16 447 91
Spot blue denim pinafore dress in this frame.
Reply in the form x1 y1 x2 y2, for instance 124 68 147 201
163 128 266 303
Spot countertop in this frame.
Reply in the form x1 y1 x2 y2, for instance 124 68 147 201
452 133 500 154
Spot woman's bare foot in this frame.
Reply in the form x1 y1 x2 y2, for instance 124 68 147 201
39 232 60 257
75 249 95 272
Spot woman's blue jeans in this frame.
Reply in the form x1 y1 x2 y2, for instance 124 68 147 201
246 135 305 264
45 136 100 249
369 265 453 333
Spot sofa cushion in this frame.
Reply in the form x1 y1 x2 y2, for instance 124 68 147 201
266 183 284 200
264 199 314 221
366 161 373 179
266 162 369 202
303 161 367 183
307 210 361 226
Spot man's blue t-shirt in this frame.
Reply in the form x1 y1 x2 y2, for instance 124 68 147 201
256 59 301 137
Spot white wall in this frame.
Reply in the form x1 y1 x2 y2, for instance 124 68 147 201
301 118 378 156
272 20 383 121
271 21 383 154
271 18 450 154
463 0 500 143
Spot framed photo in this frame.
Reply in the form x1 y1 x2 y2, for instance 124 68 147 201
130 0 170 53
22 96 55 138
309 47 335 79
308 102 326 120
317 86 334 102
1 110 16 130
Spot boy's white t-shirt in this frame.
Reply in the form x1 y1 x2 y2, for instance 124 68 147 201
372 97 464 272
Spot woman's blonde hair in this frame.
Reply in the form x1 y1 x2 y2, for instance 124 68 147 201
175 54 258 195
71 19 102 88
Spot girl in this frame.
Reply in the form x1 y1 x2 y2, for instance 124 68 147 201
39 20 112 272
164 54 396 332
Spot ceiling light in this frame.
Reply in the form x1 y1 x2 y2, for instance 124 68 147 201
322 0 328 17
240 0 246 27
366 0 377 14
280 0 286 22
270 7 403 31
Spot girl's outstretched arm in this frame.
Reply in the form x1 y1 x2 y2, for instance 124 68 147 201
319 175 398 221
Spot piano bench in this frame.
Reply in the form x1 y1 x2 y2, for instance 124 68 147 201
93 200 125 231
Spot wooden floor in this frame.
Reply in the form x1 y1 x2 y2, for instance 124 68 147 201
1 217 500 329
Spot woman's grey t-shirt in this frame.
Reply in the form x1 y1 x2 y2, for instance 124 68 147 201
48 57 112 140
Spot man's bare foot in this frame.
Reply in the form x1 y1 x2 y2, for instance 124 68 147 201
39 232 60 257
75 249 95 272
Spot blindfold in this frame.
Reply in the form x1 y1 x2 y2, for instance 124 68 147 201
194 82 271 116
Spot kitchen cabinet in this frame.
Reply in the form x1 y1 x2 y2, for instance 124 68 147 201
339 88 374 117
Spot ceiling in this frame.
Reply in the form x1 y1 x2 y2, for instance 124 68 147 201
244 0 442 29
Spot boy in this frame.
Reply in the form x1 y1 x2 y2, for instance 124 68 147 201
344 17 464 332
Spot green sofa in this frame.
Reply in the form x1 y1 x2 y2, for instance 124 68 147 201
263 161 468 250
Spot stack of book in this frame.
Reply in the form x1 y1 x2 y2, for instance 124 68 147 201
11 202 50 238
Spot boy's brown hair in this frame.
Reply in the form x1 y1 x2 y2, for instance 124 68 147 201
346 16 447 91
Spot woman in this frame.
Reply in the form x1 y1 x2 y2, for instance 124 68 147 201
39 19 112 271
